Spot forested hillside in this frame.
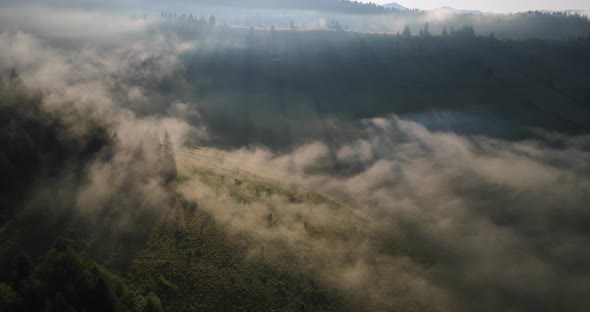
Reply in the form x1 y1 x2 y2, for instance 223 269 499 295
134 21 590 149
0 78 355 311
1 1 590 311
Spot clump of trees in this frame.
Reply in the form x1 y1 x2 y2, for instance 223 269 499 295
159 12 217 27
0 70 179 286
327 19 344 31
0 70 182 311
0 69 115 215
400 23 476 37
0 238 161 312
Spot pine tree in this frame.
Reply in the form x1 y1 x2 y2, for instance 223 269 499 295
9 68 24 89
402 25 412 37
111 132 121 147
143 293 163 312
161 132 177 183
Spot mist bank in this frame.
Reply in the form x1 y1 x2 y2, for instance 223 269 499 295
1 4 590 312
2 7 589 150
197 115 590 311
2 1 590 39
0 23 196 270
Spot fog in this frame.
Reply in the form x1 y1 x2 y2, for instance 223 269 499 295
2 1 589 39
1 1 590 311
189 115 590 311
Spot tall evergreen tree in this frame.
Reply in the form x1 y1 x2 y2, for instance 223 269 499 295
9 68 24 89
161 132 177 183
402 25 412 37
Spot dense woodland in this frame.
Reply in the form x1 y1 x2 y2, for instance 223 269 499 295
132 20 590 149
151 4 590 39
0 77 180 311
1 4 590 311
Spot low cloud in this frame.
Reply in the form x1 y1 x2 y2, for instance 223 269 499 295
2 4 590 311
182 116 590 311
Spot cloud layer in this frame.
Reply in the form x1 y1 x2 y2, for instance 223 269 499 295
194 116 590 311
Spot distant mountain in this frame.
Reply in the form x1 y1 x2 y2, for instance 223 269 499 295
383 2 410 11
186 0 389 14
384 3 485 14
431 6 483 15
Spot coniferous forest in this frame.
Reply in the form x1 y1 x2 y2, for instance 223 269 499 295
1 1 590 311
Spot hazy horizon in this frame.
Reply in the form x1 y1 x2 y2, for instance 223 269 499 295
367 0 590 13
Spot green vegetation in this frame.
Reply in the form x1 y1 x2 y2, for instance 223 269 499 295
0 239 146 312
136 23 590 149
0 77 361 310
0 192 354 311
1 3 590 310
126 195 351 312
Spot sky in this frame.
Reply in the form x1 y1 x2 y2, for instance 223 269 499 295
368 0 590 12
